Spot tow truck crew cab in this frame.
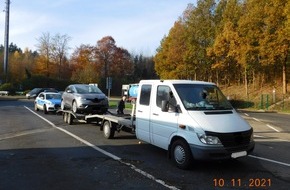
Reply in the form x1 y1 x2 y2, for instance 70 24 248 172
135 80 255 169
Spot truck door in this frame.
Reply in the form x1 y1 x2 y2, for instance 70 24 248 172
135 84 152 143
150 85 179 150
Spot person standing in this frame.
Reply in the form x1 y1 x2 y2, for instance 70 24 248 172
117 96 126 114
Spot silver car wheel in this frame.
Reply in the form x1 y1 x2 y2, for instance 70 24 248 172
72 101 78 113
34 103 39 111
61 100 65 110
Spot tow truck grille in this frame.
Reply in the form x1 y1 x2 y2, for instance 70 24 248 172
205 129 252 148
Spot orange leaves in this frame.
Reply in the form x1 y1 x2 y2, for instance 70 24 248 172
70 36 133 84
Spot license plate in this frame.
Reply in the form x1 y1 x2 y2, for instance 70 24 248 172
231 151 247 158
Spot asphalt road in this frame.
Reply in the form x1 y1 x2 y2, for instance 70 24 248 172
0 98 290 190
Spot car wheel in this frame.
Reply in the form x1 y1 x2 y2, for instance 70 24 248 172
34 103 39 111
61 100 66 110
171 139 193 170
72 101 78 113
43 105 48 114
103 121 115 139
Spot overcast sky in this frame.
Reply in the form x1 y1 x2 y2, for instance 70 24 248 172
1 0 196 56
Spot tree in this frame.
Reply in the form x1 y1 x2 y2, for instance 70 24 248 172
36 32 52 78
111 47 134 79
155 20 188 79
207 0 244 86
155 1 217 81
51 33 71 79
155 4 194 79
70 45 100 83
133 54 157 81
36 32 71 79
96 36 118 79
258 0 289 94
185 0 216 81
95 36 133 92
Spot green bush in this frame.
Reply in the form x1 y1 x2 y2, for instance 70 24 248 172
0 83 16 95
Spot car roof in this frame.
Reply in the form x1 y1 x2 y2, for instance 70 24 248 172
139 80 215 85
40 92 61 95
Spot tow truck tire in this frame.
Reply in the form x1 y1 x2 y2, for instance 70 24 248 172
63 112 68 123
67 113 73 125
103 121 115 139
171 139 193 170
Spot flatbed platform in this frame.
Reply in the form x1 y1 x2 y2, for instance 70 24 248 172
58 109 135 139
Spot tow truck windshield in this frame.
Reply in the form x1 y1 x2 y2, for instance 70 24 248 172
174 84 233 111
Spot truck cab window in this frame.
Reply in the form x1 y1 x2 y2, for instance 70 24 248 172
156 85 176 111
139 85 151 106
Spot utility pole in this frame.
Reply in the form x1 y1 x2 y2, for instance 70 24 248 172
3 0 10 82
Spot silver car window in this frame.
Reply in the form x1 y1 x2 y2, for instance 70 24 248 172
74 85 102 94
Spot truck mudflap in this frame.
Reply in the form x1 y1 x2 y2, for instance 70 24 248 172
189 141 255 160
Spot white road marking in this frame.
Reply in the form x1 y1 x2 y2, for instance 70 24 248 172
249 116 280 133
0 128 52 141
253 117 260 122
254 135 266 138
249 155 290 167
24 106 179 190
266 124 280 132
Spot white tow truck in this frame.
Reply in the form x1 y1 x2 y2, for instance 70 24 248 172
60 80 255 169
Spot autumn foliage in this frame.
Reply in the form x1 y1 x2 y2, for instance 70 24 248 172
154 0 289 95
0 35 155 95
1 0 289 97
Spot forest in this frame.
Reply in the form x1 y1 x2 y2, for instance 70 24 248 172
155 0 289 97
0 0 289 100
0 35 157 95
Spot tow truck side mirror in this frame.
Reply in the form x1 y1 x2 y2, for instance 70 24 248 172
161 100 169 112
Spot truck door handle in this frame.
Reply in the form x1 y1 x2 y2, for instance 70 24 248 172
153 113 159 116
137 110 143 113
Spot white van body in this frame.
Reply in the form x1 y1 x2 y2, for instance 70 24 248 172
135 80 254 169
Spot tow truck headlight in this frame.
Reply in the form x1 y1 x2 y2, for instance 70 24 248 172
197 134 222 145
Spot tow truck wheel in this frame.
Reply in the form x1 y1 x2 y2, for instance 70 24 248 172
67 113 73 125
171 139 193 170
103 121 115 139
63 112 68 123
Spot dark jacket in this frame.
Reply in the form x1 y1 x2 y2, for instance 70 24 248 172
117 99 125 114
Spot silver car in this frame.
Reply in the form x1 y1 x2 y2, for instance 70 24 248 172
61 84 109 114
